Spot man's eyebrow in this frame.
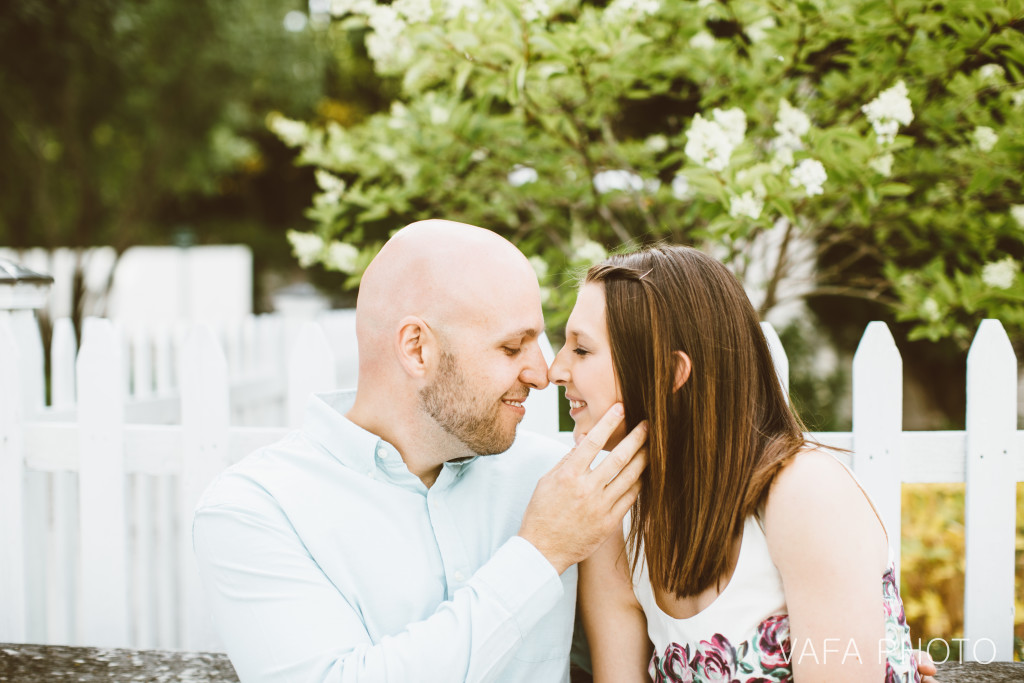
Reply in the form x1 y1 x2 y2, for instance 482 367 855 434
498 327 543 342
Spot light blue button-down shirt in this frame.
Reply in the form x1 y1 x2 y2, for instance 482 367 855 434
193 391 576 682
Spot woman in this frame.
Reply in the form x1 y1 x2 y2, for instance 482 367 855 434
549 246 920 682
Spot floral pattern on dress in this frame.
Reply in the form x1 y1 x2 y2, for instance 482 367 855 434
881 563 921 683
649 615 792 683
648 566 921 683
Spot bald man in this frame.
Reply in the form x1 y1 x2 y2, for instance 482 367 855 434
193 221 646 683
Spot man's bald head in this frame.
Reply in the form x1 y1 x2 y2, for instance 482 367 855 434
347 219 550 476
355 219 541 355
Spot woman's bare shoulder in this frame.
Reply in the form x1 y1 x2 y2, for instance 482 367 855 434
763 448 887 570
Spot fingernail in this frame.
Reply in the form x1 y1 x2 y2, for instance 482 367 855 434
613 403 624 416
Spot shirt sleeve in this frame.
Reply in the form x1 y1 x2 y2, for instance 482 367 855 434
192 496 564 683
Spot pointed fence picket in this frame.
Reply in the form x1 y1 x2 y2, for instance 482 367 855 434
852 321 904 574
77 317 129 647
180 325 231 651
0 315 1021 661
963 320 1017 662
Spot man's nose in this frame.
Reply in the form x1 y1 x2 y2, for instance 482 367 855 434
520 343 550 390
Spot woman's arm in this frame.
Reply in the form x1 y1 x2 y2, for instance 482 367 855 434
579 528 652 683
764 450 891 682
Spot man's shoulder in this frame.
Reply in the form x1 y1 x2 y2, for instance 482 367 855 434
194 431 324 510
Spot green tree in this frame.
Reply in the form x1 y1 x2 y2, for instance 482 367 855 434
275 0 1024 346
0 0 333 323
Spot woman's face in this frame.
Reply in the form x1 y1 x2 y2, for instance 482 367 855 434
549 282 625 448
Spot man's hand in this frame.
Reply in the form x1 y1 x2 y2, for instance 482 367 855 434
518 403 647 574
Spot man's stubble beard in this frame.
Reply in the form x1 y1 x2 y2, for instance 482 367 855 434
419 350 521 456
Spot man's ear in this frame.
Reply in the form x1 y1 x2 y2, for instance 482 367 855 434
673 350 692 392
396 316 433 378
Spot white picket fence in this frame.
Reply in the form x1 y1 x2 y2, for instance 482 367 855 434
0 312 1020 661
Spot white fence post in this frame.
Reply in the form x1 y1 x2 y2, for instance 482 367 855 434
287 322 337 429
180 324 231 651
77 317 129 646
760 322 790 398
0 313 26 643
851 321 903 573
11 310 48 643
317 309 359 390
521 332 559 437
963 320 1016 661
48 317 78 646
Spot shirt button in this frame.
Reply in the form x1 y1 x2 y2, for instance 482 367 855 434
454 571 466 582
367 470 375 479
376 447 387 458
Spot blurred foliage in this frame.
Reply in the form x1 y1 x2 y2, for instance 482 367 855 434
275 0 1024 343
0 0 332 263
901 482 1024 662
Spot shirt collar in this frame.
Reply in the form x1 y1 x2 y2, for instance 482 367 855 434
304 391 379 474
303 390 477 485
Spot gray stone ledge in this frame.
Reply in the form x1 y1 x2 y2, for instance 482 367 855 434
2 643 1022 681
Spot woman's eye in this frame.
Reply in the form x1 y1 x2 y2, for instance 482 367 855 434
572 347 589 357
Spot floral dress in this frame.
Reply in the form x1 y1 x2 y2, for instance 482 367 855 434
632 515 920 682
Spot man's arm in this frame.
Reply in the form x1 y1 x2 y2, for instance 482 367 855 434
194 501 559 683
193 405 646 683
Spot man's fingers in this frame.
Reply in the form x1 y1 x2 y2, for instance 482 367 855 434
602 444 647 502
592 419 647 483
565 403 625 472
610 480 642 522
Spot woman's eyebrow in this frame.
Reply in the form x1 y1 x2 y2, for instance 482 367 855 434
568 328 595 344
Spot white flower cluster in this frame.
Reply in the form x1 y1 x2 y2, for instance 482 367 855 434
267 113 309 147
574 239 608 265
508 165 539 187
1011 204 1024 227
1012 91 1024 108
593 169 660 194
521 0 552 22
287 228 360 273
862 81 914 145
324 241 359 272
869 153 894 176
972 125 998 152
774 99 811 151
392 0 433 22
645 134 669 153
330 0 375 15
288 230 325 268
671 174 692 201
746 16 775 42
978 64 1005 81
315 169 346 196
685 108 746 172
729 191 763 220
604 0 661 23
365 5 412 69
689 31 715 49
922 297 942 321
444 0 483 21
790 159 827 197
981 257 1019 290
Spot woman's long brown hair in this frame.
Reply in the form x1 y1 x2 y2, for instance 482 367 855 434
587 246 808 598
